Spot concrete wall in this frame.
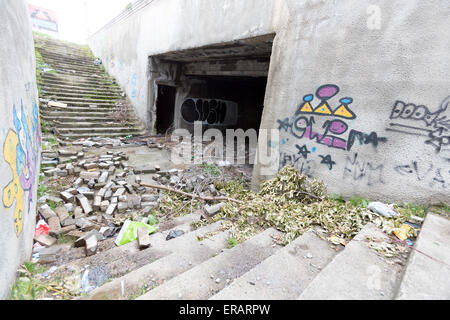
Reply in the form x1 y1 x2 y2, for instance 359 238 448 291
0 0 41 299
89 0 450 204
88 0 277 131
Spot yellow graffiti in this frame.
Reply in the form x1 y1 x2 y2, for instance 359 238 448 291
3 130 24 236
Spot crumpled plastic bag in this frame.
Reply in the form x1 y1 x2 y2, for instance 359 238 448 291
35 220 50 237
115 220 156 246
368 202 399 218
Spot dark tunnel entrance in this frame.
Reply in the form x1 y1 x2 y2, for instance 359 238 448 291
180 75 268 132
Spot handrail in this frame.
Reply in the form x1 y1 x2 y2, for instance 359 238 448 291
89 0 158 38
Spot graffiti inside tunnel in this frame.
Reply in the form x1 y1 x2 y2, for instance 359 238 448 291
2 101 41 236
181 98 238 126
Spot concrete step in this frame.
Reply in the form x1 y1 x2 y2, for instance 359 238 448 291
41 83 121 93
39 55 94 68
41 72 111 83
56 126 145 135
40 105 121 113
45 69 106 79
38 50 93 62
42 116 134 123
395 214 450 300
51 121 141 129
40 96 118 104
40 90 120 100
137 228 283 300
58 131 147 139
88 221 231 300
41 77 118 90
43 60 103 72
298 223 404 300
52 214 202 280
40 85 121 95
41 111 124 118
211 230 338 300
40 101 119 108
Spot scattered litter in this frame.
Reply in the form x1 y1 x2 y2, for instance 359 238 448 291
328 235 346 246
115 220 156 246
393 224 413 241
166 229 185 241
35 220 50 237
368 202 399 218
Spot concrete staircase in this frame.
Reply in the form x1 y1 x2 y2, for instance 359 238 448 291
55 213 448 300
34 34 146 139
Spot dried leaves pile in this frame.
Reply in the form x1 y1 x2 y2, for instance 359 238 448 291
197 165 415 245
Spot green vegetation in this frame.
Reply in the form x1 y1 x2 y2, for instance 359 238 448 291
195 165 419 245
47 200 58 210
57 234 74 245
201 163 221 176
37 182 48 198
9 262 46 300
9 261 72 300
227 237 238 249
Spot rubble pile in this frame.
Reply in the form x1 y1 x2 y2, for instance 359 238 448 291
35 148 164 262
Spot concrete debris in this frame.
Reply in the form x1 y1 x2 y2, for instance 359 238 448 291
137 227 151 249
35 234 57 247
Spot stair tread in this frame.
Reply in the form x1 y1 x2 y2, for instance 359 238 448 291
298 223 403 300
137 228 283 300
396 214 450 300
211 230 337 300
88 221 231 300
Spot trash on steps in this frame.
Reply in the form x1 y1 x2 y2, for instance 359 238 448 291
166 229 185 241
115 220 156 246
393 224 414 241
48 101 68 108
368 202 400 218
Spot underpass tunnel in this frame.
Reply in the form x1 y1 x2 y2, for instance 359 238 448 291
152 34 275 136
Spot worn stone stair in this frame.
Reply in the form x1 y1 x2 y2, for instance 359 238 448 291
298 223 404 300
137 228 283 300
210 230 338 300
54 213 448 300
88 221 231 300
395 213 450 300
34 34 146 139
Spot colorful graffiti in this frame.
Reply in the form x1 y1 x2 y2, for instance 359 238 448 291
387 96 450 155
277 84 387 175
2 101 41 236
278 84 387 152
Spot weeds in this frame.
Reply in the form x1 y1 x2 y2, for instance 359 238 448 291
227 237 238 249
201 163 221 176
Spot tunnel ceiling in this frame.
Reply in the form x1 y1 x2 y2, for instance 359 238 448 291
154 34 275 63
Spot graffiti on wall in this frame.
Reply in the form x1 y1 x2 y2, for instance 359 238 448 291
386 96 450 157
395 160 449 189
277 84 387 152
130 73 137 99
2 101 41 236
277 84 387 174
181 98 238 126
343 153 385 186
